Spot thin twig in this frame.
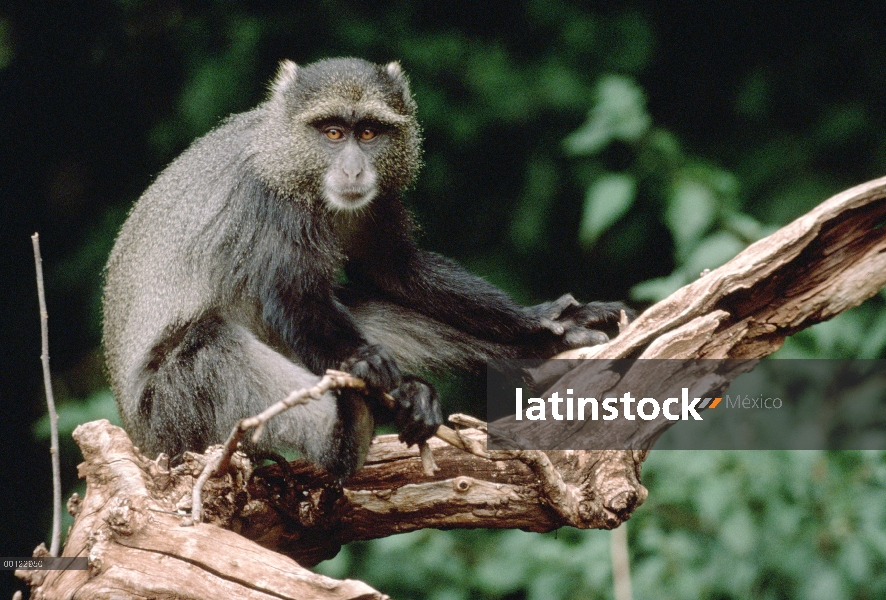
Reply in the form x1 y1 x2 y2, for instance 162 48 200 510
32 233 61 557
434 423 490 458
187 371 354 524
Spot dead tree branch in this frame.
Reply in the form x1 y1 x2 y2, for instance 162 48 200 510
556 175 886 362
17 421 389 600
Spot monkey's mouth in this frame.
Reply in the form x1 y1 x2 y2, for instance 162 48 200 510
339 189 372 201
324 186 378 211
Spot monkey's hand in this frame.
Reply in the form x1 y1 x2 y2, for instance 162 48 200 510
341 344 402 392
524 293 582 336
556 300 633 347
526 295 631 349
389 376 443 447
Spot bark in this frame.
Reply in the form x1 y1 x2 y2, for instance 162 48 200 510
17 421 388 600
19 175 886 599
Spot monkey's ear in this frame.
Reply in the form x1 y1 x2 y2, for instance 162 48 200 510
385 61 414 107
385 61 404 81
270 59 299 98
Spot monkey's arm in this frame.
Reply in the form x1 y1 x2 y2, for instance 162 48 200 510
347 242 623 357
260 280 403 390
254 255 440 444
263 276 440 441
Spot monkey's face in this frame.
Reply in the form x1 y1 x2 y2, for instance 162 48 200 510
315 119 385 212
265 58 422 209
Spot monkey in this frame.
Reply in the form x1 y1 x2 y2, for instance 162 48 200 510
102 57 627 480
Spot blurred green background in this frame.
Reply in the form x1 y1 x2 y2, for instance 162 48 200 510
3 1 886 598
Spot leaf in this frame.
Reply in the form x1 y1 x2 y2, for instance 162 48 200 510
723 211 768 242
682 231 746 276
578 172 637 247
564 74 651 156
666 178 717 256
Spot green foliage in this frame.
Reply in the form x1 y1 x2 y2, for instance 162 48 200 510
577 172 637 248
633 450 886 600
33 390 121 442
562 64 886 361
564 75 651 156
319 527 615 600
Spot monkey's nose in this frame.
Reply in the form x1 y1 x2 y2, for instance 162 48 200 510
342 155 364 181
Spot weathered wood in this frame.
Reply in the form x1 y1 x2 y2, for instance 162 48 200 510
239 429 646 565
17 420 388 600
499 175 886 451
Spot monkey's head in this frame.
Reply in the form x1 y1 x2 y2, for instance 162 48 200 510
256 57 422 211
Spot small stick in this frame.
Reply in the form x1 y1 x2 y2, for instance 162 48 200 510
611 522 633 600
433 423 489 458
188 371 356 523
32 233 62 556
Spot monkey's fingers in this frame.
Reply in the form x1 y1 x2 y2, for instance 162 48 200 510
529 294 582 335
342 343 402 392
539 317 565 336
559 301 633 328
380 389 440 474
390 377 443 447
547 293 581 315
564 328 609 347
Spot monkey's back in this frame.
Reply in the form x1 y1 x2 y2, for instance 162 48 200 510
103 109 267 430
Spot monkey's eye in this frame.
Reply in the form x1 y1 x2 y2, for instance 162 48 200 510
324 128 345 141
359 128 378 141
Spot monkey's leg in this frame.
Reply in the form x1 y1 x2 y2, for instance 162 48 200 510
137 315 374 478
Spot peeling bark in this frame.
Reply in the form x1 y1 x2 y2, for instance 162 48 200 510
17 421 388 600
